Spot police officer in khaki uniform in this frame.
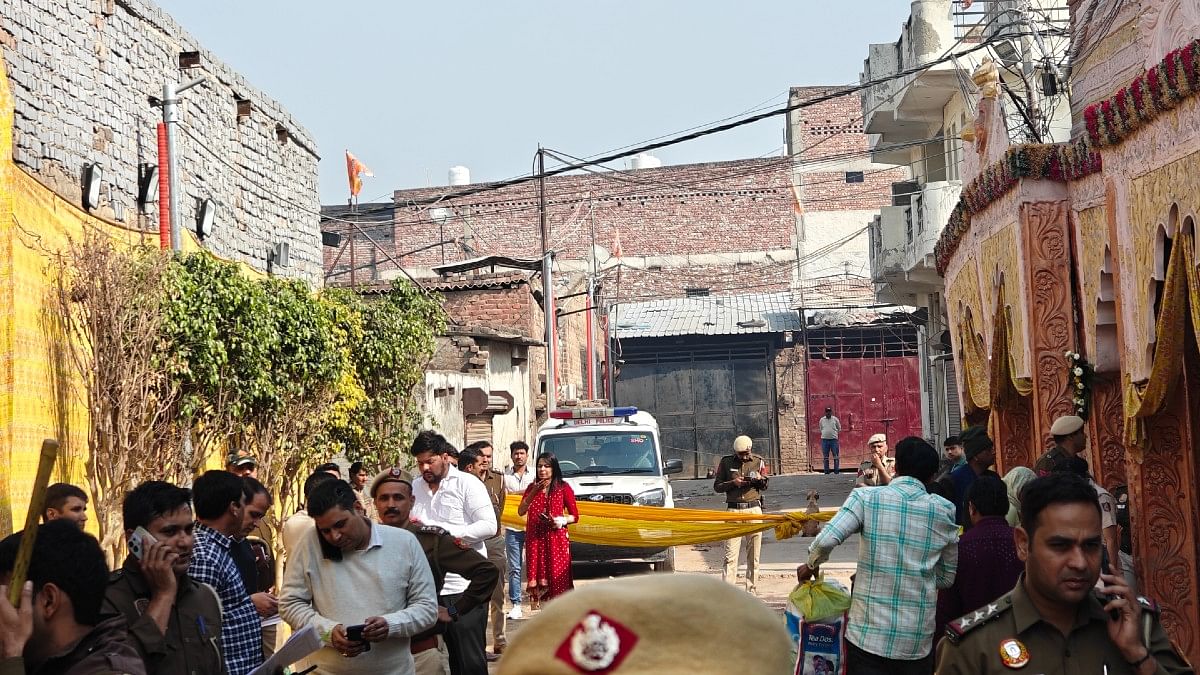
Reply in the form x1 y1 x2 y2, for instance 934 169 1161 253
1033 414 1087 476
371 467 499 675
855 433 896 487
936 473 1192 674
713 435 768 594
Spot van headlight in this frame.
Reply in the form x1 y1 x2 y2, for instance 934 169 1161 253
634 488 665 506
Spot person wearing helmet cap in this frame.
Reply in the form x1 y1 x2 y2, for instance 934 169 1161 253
713 435 769 595
370 467 499 675
226 451 258 479
495 573 794 675
1033 415 1087 476
855 433 895 488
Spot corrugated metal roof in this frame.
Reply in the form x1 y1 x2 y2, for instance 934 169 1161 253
613 292 802 338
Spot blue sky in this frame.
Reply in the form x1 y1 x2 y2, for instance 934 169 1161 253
156 1 913 204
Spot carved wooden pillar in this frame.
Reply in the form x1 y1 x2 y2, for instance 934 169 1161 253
1088 374 1127 489
993 397 1035 474
1134 349 1200 663
1022 201 1077 453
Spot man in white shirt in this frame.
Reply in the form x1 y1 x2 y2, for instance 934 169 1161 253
279 479 438 674
818 407 842 474
409 431 498 675
502 441 534 620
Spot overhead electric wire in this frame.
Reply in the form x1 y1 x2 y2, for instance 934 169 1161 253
342 35 1034 217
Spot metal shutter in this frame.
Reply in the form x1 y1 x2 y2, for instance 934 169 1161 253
943 359 962 436
465 414 494 446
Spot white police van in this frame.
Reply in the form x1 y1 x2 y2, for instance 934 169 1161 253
535 405 683 571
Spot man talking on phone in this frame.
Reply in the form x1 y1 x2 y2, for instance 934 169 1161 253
936 473 1192 674
103 481 225 675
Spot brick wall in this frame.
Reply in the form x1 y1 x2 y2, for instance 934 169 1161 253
775 345 809 473
790 86 871 162
323 159 799 296
427 273 535 338
0 0 322 280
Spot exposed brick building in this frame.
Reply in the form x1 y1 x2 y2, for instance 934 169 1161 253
322 86 913 473
786 86 912 284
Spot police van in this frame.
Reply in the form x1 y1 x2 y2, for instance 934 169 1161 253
535 404 683 571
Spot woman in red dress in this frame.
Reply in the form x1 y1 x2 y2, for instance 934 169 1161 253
518 452 579 607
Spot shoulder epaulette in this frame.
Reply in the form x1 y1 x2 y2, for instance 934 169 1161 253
419 524 450 537
944 595 1013 644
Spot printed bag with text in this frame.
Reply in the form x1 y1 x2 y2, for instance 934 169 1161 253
788 577 851 675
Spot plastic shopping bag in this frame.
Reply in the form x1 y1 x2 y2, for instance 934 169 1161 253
790 577 852 622
789 578 851 675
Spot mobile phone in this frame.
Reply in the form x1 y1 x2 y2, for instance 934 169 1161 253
345 624 371 651
1096 553 1118 620
128 526 157 560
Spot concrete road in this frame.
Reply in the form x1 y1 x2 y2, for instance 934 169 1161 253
489 471 862 669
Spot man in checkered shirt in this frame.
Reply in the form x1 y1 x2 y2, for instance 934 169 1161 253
189 470 265 675
796 436 959 675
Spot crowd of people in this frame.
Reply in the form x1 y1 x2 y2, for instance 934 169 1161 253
3 413 1196 674
0 432 581 675
793 412 1192 674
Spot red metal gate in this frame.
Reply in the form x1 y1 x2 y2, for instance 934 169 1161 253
806 356 922 471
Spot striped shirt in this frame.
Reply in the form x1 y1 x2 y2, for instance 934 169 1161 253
190 522 264 675
807 476 959 660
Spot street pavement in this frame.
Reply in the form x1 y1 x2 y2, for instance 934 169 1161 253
489 471 861 669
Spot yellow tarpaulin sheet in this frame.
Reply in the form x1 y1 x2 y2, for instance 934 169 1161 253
501 494 834 547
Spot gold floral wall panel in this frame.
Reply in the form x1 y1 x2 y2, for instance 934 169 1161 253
946 254 989 410
979 222 1029 379
1127 149 1200 378
1077 206 1109 359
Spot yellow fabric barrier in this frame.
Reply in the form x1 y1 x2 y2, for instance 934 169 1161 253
500 494 834 547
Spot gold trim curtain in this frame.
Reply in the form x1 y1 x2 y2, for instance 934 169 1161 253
959 312 992 415
1124 228 1200 455
990 301 1034 403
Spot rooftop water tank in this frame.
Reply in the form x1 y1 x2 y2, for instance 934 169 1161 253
449 166 471 186
630 153 662 170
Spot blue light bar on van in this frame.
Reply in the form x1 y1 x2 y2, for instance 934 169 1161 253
549 406 638 420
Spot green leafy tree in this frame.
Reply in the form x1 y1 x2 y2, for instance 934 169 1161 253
332 281 445 468
161 252 275 471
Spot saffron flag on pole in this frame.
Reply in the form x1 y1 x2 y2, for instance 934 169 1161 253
345 150 373 198
612 228 623 260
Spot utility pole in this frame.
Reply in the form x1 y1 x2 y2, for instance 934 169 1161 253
161 76 205 251
537 148 557 411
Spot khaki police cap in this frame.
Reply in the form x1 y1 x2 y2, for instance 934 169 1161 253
868 433 887 445
1050 415 1085 436
733 435 753 452
369 466 412 498
497 573 793 675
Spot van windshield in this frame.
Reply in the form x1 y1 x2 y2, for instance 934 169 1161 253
538 431 660 476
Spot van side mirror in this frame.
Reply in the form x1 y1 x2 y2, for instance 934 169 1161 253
664 458 684 475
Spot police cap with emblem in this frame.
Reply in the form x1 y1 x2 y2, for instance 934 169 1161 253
369 466 412 498
497 573 792 674
1049 414 1085 436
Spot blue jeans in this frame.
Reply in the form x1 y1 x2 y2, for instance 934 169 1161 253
821 438 840 473
505 529 525 604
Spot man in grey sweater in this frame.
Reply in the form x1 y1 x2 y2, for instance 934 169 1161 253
281 479 438 674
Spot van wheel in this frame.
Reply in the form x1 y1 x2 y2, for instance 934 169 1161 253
653 547 675 572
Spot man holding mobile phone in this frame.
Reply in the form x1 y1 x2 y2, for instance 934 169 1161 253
103 481 225 675
279 479 437 674
936 473 1191 674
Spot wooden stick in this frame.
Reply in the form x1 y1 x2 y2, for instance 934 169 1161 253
7 439 59 606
